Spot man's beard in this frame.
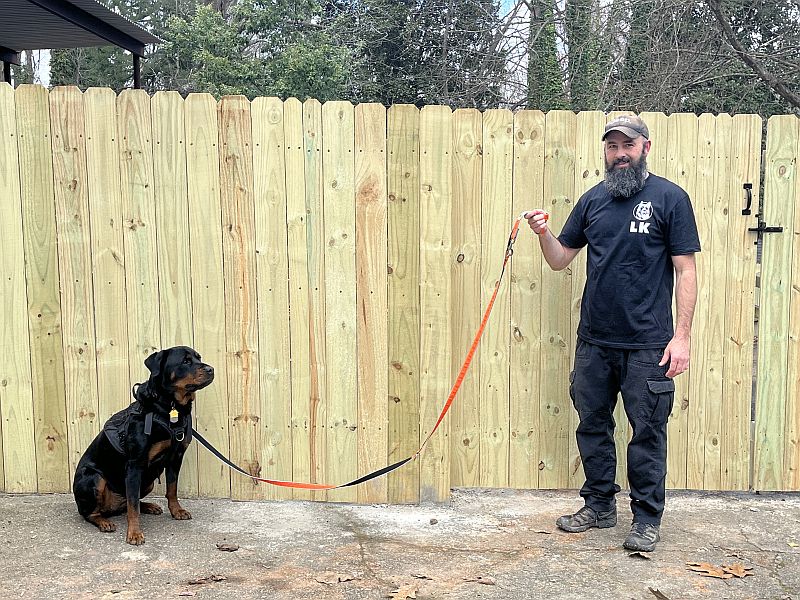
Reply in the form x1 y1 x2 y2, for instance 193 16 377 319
604 153 648 198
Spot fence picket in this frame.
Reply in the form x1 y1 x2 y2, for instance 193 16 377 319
17 84 67 493
722 114 761 490
450 108 483 489
756 115 799 490
387 104 421 503
185 93 231 499
252 97 293 501
219 95 262 501
509 109 545 490
538 110 576 489
0 83 36 493
355 103 389 504
419 105 453 503
322 101 358 502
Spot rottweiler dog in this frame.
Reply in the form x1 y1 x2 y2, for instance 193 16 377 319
73 346 214 545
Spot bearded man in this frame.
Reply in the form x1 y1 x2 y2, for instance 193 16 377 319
524 115 700 552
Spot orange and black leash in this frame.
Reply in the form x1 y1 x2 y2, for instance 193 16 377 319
192 212 543 490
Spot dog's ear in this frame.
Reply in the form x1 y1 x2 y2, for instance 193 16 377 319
144 350 166 382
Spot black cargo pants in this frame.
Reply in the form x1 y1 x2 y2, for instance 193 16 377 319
569 338 675 525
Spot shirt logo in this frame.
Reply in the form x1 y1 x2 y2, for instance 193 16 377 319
633 201 653 221
630 200 652 234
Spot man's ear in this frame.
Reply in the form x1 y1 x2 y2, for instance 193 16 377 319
144 350 165 381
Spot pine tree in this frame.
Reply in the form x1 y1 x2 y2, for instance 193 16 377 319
527 0 566 110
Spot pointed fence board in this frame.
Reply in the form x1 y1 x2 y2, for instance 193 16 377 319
450 108 483 489
387 104 421 503
687 113 718 490
285 97 314 500
538 110 576 489
151 90 198 496
285 98 325 501
0 83 35 493
322 101 358 502
354 103 389 504
50 86 97 485
418 105 453 503
297 98 328 501
185 93 231 499
16 84 67 493
664 113 699 489
509 109 545 490
721 114 761 490
785 120 800 490
252 97 293 500
219 96 262 500
703 114 733 490
479 108 513 488
755 115 799 490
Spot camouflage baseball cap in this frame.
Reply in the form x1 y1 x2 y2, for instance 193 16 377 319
602 115 650 140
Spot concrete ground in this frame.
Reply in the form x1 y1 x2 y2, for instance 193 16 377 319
0 488 798 600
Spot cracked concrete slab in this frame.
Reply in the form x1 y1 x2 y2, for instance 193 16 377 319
0 488 798 599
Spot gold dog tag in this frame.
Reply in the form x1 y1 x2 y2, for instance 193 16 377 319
170 408 179 424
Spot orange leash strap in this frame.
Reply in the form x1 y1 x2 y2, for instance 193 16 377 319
193 213 533 490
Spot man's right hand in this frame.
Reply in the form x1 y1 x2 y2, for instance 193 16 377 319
524 209 549 236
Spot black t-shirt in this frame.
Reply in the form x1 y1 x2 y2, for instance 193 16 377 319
557 174 701 349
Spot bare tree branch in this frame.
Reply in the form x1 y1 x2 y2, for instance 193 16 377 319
708 0 800 108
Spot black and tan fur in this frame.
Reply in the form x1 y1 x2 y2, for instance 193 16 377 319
73 346 214 545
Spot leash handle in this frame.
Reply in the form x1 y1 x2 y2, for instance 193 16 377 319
196 215 526 490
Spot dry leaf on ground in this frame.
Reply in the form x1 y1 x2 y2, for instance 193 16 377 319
648 588 670 600
628 551 651 560
411 573 432 580
686 562 734 579
388 584 417 599
216 543 239 552
722 563 754 578
315 572 357 585
187 575 226 585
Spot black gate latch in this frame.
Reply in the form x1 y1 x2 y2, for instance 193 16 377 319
743 183 783 241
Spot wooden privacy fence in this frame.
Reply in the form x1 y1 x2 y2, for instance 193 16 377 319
1 83 798 503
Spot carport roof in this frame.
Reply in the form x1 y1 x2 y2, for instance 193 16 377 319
0 0 160 58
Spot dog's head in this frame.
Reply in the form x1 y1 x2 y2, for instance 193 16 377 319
144 346 214 405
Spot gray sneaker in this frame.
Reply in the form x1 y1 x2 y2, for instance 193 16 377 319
623 522 661 552
556 505 617 533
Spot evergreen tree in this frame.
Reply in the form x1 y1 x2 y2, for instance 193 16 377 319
527 0 566 110
565 0 603 110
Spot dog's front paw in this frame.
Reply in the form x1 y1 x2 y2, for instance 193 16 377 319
171 508 192 521
91 517 117 532
140 501 163 515
126 530 145 545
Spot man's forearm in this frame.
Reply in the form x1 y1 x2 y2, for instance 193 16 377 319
674 260 697 338
538 230 576 271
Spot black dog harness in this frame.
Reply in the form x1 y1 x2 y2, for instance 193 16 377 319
103 388 192 454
